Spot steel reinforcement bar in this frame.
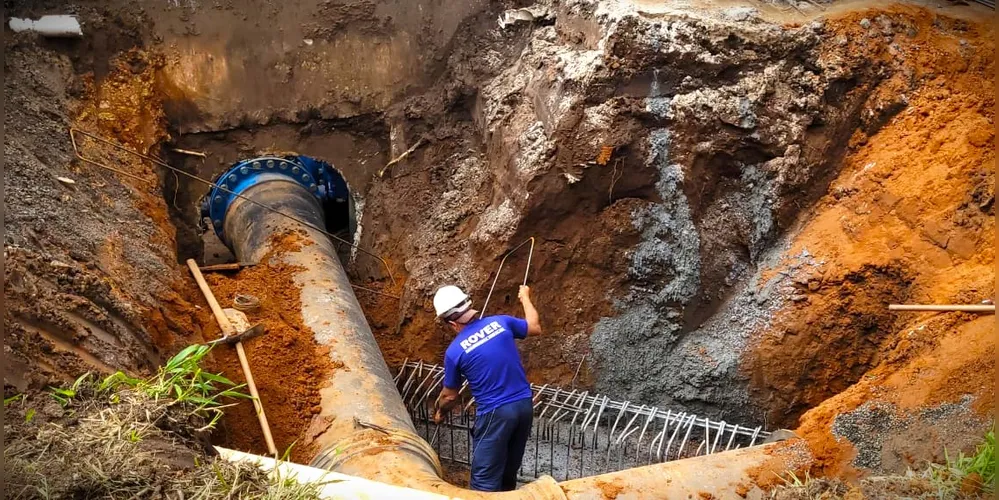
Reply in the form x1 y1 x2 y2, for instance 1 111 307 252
394 360 770 482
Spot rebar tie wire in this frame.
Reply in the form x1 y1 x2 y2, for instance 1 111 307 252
69 128 400 296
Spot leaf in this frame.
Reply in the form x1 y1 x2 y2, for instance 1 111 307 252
166 344 202 370
218 387 252 400
4 394 24 406
281 441 297 461
186 396 218 407
71 372 92 391
201 372 236 386
51 388 76 398
24 408 36 423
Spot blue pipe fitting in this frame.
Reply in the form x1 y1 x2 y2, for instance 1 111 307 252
199 155 348 247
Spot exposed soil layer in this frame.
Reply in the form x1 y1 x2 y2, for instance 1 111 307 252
201 232 333 462
4 0 994 493
741 5 995 477
5 38 202 391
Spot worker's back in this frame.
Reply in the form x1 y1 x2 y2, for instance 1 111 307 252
443 314 532 416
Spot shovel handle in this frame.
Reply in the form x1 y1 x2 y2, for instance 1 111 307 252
186 259 278 455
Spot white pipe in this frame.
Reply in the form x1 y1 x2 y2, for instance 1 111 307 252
9 15 83 37
215 447 456 500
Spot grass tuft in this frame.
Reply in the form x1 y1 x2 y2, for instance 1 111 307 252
5 343 321 500
928 428 995 496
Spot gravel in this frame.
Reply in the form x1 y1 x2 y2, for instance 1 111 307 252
832 396 989 473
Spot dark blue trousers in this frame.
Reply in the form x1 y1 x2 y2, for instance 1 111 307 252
470 397 534 491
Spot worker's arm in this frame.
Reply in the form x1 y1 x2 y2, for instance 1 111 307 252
519 285 542 336
433 386 460 423
435 351 463 423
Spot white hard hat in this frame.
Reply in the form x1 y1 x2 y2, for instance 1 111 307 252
434 285 471 319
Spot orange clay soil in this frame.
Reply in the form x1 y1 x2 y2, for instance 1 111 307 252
595 478 627 499
745 6 993 478
73 48 203 354
202 231 334 462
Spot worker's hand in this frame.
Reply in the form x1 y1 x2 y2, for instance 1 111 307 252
433 408 445 424
518 285 532 304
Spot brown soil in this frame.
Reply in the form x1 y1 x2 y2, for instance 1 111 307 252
5 38 206 393
200 232 333 462
742 6 994 478
746 439 815 490
595 478 626 499
363 191 647 388
5 3 994 496
71 48 209 357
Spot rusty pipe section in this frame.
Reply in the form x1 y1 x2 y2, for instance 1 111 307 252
224 177 439 477
222 177 564 498
559 440 813 499
223 175 810 498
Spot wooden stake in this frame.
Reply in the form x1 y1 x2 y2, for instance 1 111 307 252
186 259 278 455
888 304 995 313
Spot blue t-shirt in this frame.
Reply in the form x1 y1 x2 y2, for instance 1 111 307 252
443 315 532 415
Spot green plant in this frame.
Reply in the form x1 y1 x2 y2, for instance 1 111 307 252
24 408 36 423
929 428 996 496
97 371 142 393
145 345 249 406
48 372 94 407
280 441 298 462
127 429 142 443
92 345 250 430
5 394 25 406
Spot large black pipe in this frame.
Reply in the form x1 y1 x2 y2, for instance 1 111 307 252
223 175 443 480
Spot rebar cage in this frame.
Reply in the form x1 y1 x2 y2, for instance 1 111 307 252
394 360 770 481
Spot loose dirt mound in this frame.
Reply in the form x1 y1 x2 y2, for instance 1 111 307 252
202 232 334 462
5 377 318 498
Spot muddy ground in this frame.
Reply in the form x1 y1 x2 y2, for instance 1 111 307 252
4 0 994 488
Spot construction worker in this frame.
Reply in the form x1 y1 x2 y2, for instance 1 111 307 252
432 284 542 492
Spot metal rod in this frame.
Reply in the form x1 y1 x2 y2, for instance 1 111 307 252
396 360 771 480
480 237 535 318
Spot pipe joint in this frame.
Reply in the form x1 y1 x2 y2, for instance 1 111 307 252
312 427 443 478
199 155 348 248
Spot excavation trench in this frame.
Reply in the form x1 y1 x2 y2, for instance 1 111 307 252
199 155 807 497
137 0 998 487
5 0 994 496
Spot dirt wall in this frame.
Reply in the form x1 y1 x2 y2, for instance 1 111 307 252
149 0 490 133
4 38 201 390
747 6 995 476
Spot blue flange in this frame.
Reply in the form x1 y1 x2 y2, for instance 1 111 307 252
200 155 348 246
